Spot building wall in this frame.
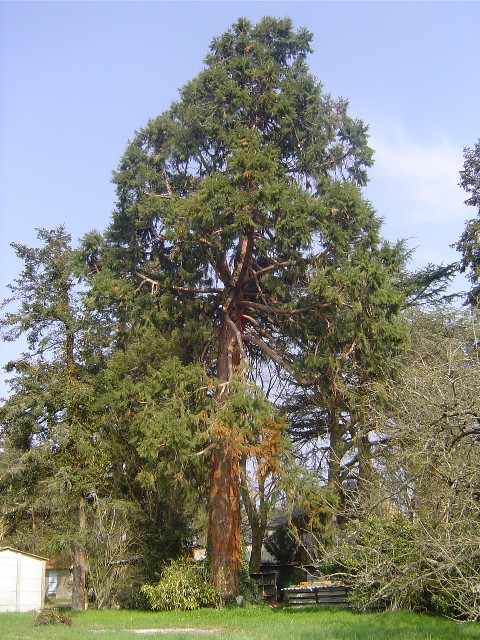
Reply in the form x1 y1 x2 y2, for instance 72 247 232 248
0 548 46 612
0 550 18 613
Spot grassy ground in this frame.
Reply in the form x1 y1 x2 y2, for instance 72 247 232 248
0 606 479 640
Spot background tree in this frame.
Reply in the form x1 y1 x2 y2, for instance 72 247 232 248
99 318 213 579
65 242 217 602
0 227 110 610
239 402 291 574
319 308 480 620
284 190 407 521
456 139 480 307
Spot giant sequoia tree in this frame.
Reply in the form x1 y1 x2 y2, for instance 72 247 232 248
98 17 402 595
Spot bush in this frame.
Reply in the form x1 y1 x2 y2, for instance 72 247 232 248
33 608 73 626
141 558 222 611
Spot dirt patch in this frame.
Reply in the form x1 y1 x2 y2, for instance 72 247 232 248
132 630 222 636
93 629 223 636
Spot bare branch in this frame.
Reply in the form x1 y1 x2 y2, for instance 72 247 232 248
244 259 297 282
134 272 223 295
242 331 298 381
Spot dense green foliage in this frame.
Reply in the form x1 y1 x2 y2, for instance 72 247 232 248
92 16 406 592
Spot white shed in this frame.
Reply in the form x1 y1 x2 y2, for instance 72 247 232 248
0 547 47 612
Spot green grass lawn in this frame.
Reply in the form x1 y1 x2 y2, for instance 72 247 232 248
1 606 479 640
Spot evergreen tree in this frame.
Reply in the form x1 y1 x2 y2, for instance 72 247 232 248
79 232 218 576
284 195 407 521
91 16 405 594
99 318 213 575
0 227 110 610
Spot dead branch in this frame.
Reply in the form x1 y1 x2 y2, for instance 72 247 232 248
134 272 223 295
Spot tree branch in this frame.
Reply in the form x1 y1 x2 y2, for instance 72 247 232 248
224 314 248 364
242 331 298 381
134 272 223 295
240 299 329 316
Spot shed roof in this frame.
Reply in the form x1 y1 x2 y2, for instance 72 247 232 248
0 546 48 561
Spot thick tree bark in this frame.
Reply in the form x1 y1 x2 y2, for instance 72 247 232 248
71 496 88 611
209 442 241 595
208 315 242 596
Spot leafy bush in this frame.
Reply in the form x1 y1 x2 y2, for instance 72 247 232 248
33 608 73 626
141 558 222 611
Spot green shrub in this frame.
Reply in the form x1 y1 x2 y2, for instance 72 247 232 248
33 608 73 626
264 524 300 565
141 558 222 611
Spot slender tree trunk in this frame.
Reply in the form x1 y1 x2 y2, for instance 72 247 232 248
327 413 343 526
249 523 265 574
357 431 375 512
64 294 89 609
240 457 269 574
208 316 242 596
71 496 88 610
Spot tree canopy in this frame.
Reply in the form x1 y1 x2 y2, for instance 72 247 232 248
0 227 109 609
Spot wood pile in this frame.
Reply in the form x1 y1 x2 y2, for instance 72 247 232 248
283 582 350 608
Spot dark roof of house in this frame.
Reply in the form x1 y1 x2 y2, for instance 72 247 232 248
266 506 307 529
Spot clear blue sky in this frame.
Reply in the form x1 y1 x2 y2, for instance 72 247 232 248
1 1 479 398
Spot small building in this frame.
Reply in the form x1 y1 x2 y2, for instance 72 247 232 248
0 547 47 612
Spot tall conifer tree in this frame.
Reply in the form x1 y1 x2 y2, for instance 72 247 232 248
100 17 401 594
0 227 109 610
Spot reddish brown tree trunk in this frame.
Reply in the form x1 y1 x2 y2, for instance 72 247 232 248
209 441 241 595
208 315 242 596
